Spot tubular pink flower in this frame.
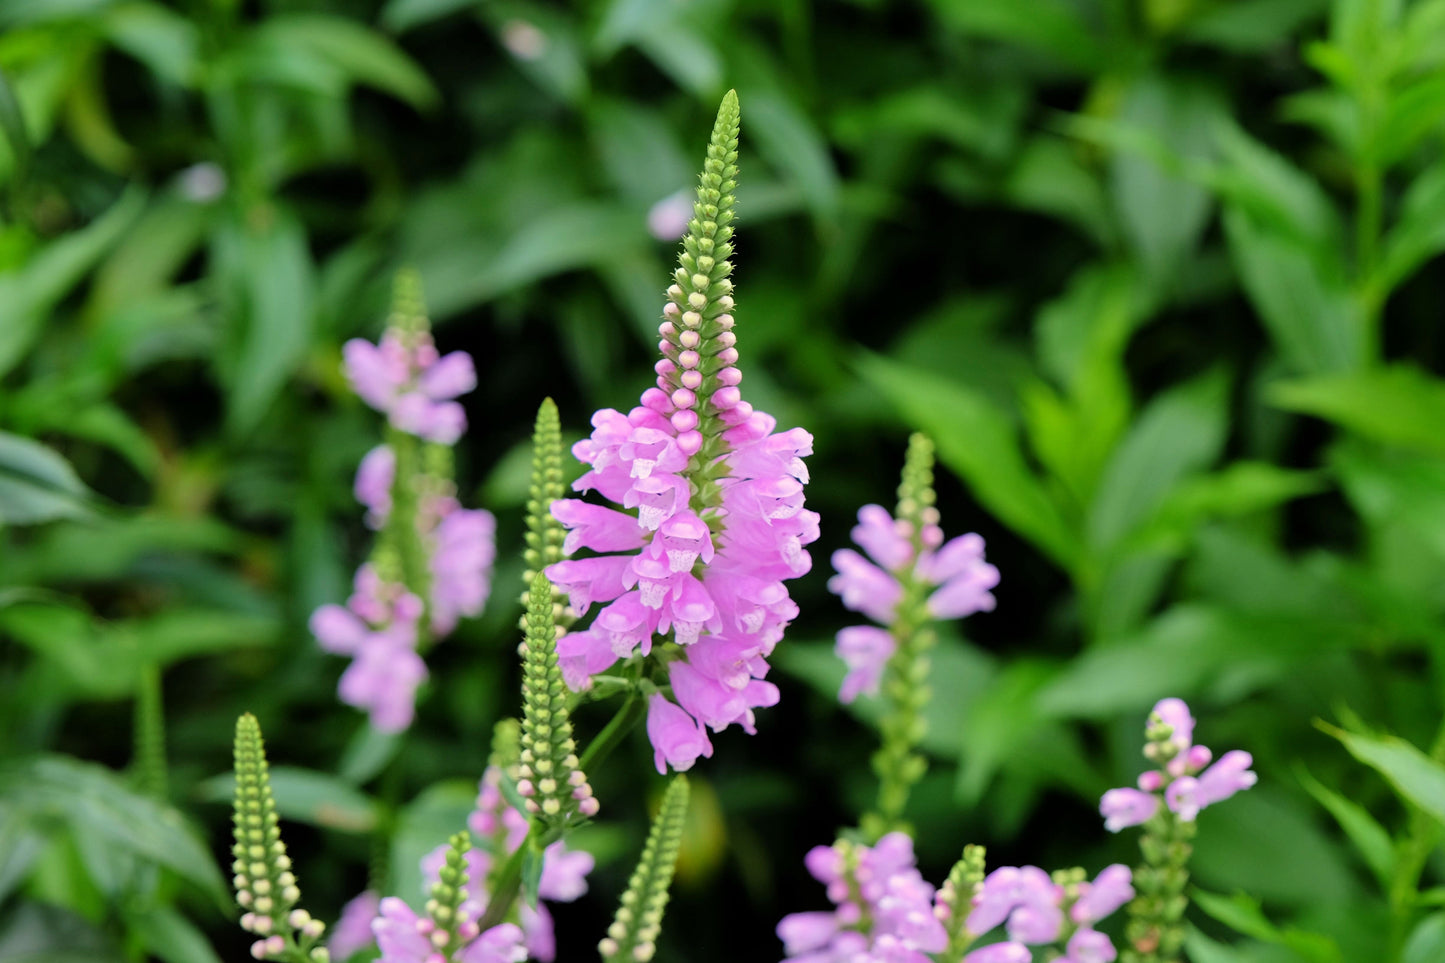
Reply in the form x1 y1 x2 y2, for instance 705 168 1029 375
329 890 381 960
836 625 896 703
964 944 1033 963
355 445 396 528
1063 928 1117 963
779 833 944 962
344 329 475 444
1100 788 1161 833
315 570 429 732
429 507 497 636
646 692 713 773
1071 865 1134 924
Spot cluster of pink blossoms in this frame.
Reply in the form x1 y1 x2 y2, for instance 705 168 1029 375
545 308 817 773
830 505 999 702
310 325 496 732
958 864 1133 963
329 767 593 963
777 835 1131 963
777 833 947 963
1100 698 1258 831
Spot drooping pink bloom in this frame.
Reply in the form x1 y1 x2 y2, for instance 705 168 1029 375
647 692 714 773
429 507 497 635
311 571 428 733
329 890 380 960
1062 928 1118 963
1100 788 1161 833
835 625 896 703
965 866 1061 944
344 331 475 445
778 833 945 962
963 944 1033 963
828 506 998 703
355 446 395 529
1071 865 1134 925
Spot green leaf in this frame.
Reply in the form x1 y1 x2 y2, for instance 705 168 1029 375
1110 73 1220 292
101 2 199 88
1210 119 1343 253
337 723 404 785
1295 765 1394 888
390 780 478 909
0 189 145 379
1223 205 1364 374
1376 161 1445 296
926 0 1105 72
197 766 379 833
0 755 228 909
127 906 223 963
955 659 1059 804
1181 0 1329 52
1321 724 1445 827
1192 889 1344 963
1375 73 1445 166
0 432 94 525
218 208 317 436
381 0 475 32
1087 369 1230 554
248 13 438 109
1269 364 1445 455
857 352 1080 569
520 836 544 910
744 88 840 225
1405 914 1445 963
0 65 30 182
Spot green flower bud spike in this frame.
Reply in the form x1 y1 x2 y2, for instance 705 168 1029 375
936 844 988 958
425 831 485 961
232 714 328 962
518 571 597 824
522 398 570 629
861 433 941 842
598 776 689 963
1124 715 1196 963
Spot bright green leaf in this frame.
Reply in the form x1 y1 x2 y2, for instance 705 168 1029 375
1322 724 1445 827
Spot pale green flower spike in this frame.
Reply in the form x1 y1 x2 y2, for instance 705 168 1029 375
862 433 941 842
232 714 328 962
522 398 569 627
598 776 690 963
426 831 477 960
518 571 597 824
669 90 740 522
937 843 987 957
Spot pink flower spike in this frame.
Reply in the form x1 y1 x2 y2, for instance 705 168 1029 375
646 693 713 773
1100 787 1160 832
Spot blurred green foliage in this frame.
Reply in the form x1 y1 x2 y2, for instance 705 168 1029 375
3 0 1445 960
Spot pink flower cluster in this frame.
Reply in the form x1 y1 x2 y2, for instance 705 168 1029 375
960 864 1133 963
311 567 428 732
1100 698 1258 832
545 305 817 773
337 766 593 963
313 328 496 732
344 330 476 444
829 505 999 702
777 833 947 963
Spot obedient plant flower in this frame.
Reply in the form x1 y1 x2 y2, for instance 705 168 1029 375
312 271 496 732
1099 698 1257 831
777 832 947 963
545 91 818 772
961 864 1133 963
1100 698 1256 961
329 891 381 961
830 434 999 839
230 715 330 962
598 776 689 963
830 434 999 706
374 832 528 963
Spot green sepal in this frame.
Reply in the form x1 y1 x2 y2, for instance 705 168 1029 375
521 835 545 911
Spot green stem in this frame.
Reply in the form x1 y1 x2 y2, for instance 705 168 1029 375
132 663 168 799
580 693 646 773
1386 713 1445 960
